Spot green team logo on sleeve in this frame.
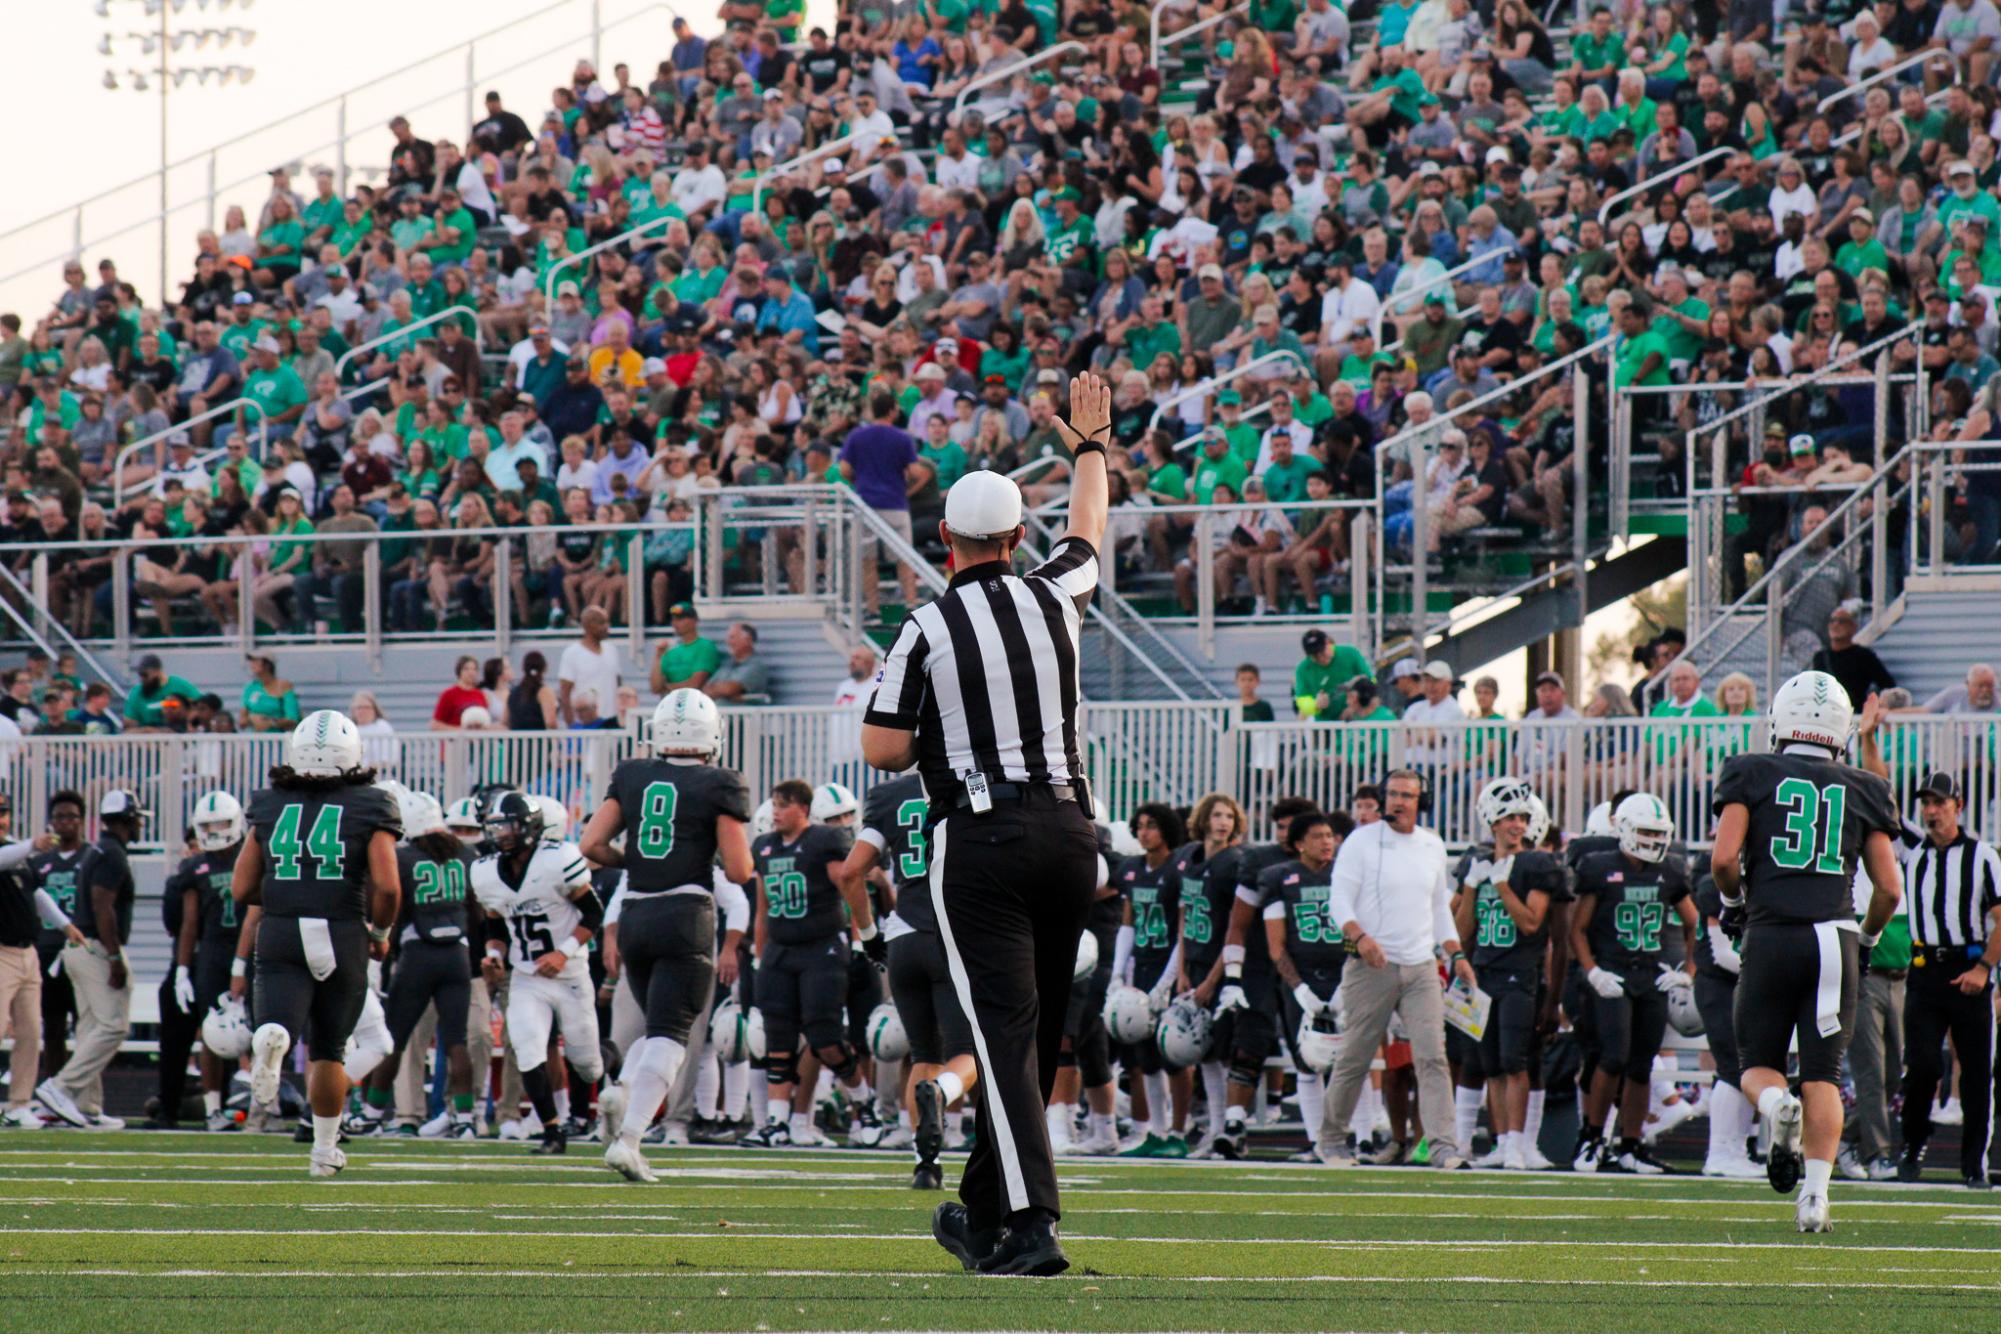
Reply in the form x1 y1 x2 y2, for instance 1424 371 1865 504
1181 880 1212 944
269 804 345 881
895 799 929 881
1769 778 1848 874
635 782 678 859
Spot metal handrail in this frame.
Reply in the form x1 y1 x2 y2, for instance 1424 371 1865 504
1818 48 1955 115
332 305 484 384
751 131 867 215
538 213 692 335
1146 349 1312 432
953 43 1089 114
1375 251 1489 344
1172 400 1272 454
1596 147 1734 226
1149 1 1248 69
111 396 269 505
0 562 128 697
1833 86 1950 148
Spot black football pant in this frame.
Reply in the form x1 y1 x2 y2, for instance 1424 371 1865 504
1901 963 1996 1179
155 974 200 1121
930 790 1098 1232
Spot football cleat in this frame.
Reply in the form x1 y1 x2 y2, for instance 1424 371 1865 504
1316 1141 1359 1167
739 1119 793 1149
1502 1142 1529 1171
1703 1156 1765 1179
1868 1156 1900 1182
86 1113 125 1131
1 1106 45 1128
248 1024 289 1111
1837 1145 1869 1181
849 1102 885 1147
1286 1146 1323 1163
1617 1143 1671 1175
1766 1093 1804 1194
1520 1144 1556 1171
977 1216 1069 1277
204 1109 240 1133
1796 1192 1832 1233
658 1122 691 1146
641 1121 669 1145
391 1119 418 1137
1153 1133 1189 1159
1364 1139 1409 1167
1211 1124 1246 1161
1070 1125 1119 1156
913 1080 946 1165
791 1123 833 1147
931 1201 999 1272
342 1109 391 1137
1934 1098 1964 1126
32 1080 87 1129
876 1124 914 1151
559 1115 594 1140
911 1162 944 1190
443 1118 479 1140
597 1087 628 1144
1468 1145 1507 1170
418 1111 451 1139
531 1125 568 1156
1896 1146 1924 1183
605 1138 659 1183
1571 1136 1603 1173
308 1145 346 1179
497 1118 529 1142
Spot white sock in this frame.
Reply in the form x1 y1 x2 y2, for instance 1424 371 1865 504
1757 1085 1789 1122
1047 1103 1073 1144
1803 1157 1833 1197
1455 1085 1483 1150
202 1090 222 1116
1351 1082 1379 1139
936 1070 966 1105
695 1052 721 1119
1524 1090 1546 1150
898 1108 913 1129
618 1037 685 1149
1735 1081 1758 1149
1223 1102 1246 1131
1508 1129 1526 1158
1708 1083 1745 1162
748 1071 768 1124
845 1076 871 1101
947 1108 965 1139
725 1062 751 1119
312 1114 341 1150
554 1087 571 1122
1201 1061 1229 1134
1298 1071 1324 1147
1144 1070 1171 1136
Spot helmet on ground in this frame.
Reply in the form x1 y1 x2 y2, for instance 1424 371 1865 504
1585 801 1615 837
1073 928 1099 980
530 794 569 841
709 997 751 1062
742 1005 769 1060
201 994 252 1059
1666 985 1704 1037
811 782 859 823
1769 668 1853 756
652 688 721 760
483 791 546 854
444 797 483 833
865 1002 909 1062
1525 794 1551 848
1102 984 1154 1044
1154 998 1214 1068
1475 777 1537 833
1615 792 1675 864
287 709 363 777
1296 1013 1341 1074
191 790 244 851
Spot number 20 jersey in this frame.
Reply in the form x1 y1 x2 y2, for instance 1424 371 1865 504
606 758 751 892
247 784 402 920
471 840 593 977
1713 751 1899 926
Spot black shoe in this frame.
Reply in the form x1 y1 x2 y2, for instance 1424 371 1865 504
1968 1173 1992 1190
1212 1121 1246 1160
913 1080 946 1163
292 1120 312 1143
532 1125 568 1156
977 1216 1070 1276
911 1162 944 1191
1897 1148 1924 1184
931 1202 999 1271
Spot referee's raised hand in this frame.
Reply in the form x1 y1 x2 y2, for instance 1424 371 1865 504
1053 371 1112 550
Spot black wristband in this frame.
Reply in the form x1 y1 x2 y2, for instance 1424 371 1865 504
1071 437 1109 458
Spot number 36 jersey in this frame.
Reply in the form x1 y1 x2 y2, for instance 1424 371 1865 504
247 784 402 920
606 758 751 893
472 840 594 978
1713 751 1898 926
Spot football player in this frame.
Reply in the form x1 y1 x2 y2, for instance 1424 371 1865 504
817 782 893 1147
582 689 752 1181
168 792 249 1131
1557 796 1626 1149
1168 793 1247 1156
231 711 403 1177
1569 793 1697 1176
1049 824 1121 1156
1264 811 1346 1162
1710 670 1902 1231
1451 779 1564 1170
1113 804 1189 1158
475 790 607 1156
29 791 89 1086
743 778 876 1147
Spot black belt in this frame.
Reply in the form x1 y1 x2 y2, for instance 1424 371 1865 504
1873 968 1909 981
1911 944 1985 969
946 782 1077 813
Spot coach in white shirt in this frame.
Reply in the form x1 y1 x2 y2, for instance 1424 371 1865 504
1317 769 1473 1168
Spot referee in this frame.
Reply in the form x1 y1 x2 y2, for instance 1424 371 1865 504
1896 772 2001 1187
862 372 1112 1277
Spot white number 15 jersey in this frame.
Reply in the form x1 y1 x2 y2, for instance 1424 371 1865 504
472 840 594 978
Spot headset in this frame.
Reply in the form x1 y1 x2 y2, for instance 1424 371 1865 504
1381 767 1432 816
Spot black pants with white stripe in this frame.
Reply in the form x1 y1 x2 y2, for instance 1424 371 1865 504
1901 961 1995 1178
930 791 1099 1231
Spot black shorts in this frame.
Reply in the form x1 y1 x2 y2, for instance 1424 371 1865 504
191 938 237 1018
1592 969 1669 1084
385 939 473 1049
1561 966 1598 1067
845 948 885 1050
1447 1022 1482 1076
1277 962 1342 1070
1226 969 1277 1083
1734 920 1857 1085
887 928 973 1065
621 893 718 1045
758 934 851 1054
253 913 369 1064
1477 970 1541 1078
1693 969 1740 1086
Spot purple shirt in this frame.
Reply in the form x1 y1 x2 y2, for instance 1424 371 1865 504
840 423 918 512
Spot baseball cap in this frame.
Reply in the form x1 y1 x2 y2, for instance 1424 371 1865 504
1423 292 1448 307
101 789 151 819
1948 160 1975 177
168 432 193 449
1301 629 1330 654
1789 433 1817 456
1035 368 1063 385
944 470 1024 539
823 158 847 173
1852 207 1875 224
135 653 164 672
232 292 255 306
1422 660 1454 681
1198 262 1226 281
916 362 947 382
1534 670 1565 689
668 601 699 620
1917 771 1961 802
556 280 581 298
1485 147 1511 165
253 334 280 353
1391 656 1422 680
529 324 551 336
1217 389 1243 405
642 357 667 376
1415 161 1442 177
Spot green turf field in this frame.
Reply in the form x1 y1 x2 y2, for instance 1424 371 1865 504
5 1131 2001 1332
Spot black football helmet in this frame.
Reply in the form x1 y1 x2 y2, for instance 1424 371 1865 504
483 790 545 854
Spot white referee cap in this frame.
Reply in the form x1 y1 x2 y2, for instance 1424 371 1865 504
944 471 1023 540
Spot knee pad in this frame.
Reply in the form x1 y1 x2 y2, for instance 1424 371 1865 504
765 1048 800 1087
1056 1047 1078 1070
815 1041 860 1084
567 1048 605 1085
1079 1026 1113 1087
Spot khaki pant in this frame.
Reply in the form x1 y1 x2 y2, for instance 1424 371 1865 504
1319 960 1458 1160
393 975 511 1121
0 945 41 1107
1850 972 1906 1163
54 943 131 1116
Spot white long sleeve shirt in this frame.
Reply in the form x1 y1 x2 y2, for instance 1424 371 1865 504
1328 820 1454 966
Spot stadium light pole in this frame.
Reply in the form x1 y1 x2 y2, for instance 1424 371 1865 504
98 0 258 305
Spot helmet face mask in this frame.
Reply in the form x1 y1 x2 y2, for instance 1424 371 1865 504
1615 793 1675 864
483 791 545 855
192 790 244 851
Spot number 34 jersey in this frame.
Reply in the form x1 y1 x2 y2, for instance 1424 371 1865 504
1575 850 1691 974
606 758 752 893
1713 751 1899 927
472 840 594 979
247 784 402 920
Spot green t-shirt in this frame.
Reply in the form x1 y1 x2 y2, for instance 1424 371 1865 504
1652 30 1689 82
1293 647 1375 718
1127 321 1182 370
1835 237 1889 279
1371 68 1426 125
122 674 203 726
1223 421 1262 465
259 219 304 266
1045 216 1096 266
332 214 373 260
1192 452 1247 505
1651 296 1710 363
1571 29 1624 73
241 679 302 724
218 318 269 360
659 635 724 686
920 440 969 490
244 364 309 421
1262 455 1322 504
1148 461 1189 501
268 516 315 573
1615 329 1672 387
432 207 478 265
303 195 344 238
390 215 436 252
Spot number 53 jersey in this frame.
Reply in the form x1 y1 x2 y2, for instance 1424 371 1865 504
247 784 402 919
472 840 594 980
1714 750 1899 926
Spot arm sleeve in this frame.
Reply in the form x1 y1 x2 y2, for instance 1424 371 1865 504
33 888 70 929
1261 899 1285 920
863 617 929 729
1430 843 1457 942
1329 834 1363 931
0 841 38 871
713 875 752 934
572 886 605 932
1111 923 1135 982
855 826 888 853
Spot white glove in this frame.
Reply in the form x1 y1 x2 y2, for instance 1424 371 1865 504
1586 966 1625 999
174 965 196 1012
1215 984 1248 1013
1655 964 1692 993
1146 975 1175 1014
1490 854 1515 886
366 958 385 993
1292 982 1327 1017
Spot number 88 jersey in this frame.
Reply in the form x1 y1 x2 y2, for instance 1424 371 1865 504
248 784 402 920
1713 750 1899 926
606 757 752 892
472 840 594 977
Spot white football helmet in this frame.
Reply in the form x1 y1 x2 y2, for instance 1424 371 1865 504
201 993 253 1059
444 797 483 832
652 688 721 759
1666 984 1704 1037
1073 927 1099 980
286 709 364 777
1296 1013 1341 1074
865 1002 909 1062
1103 984 1154 1044
1615 792 1675 864
405 792 447 839
811 782 859 824
1525 794 1552 848
1475 777 1537 833
709 997 751 1062
530 794 569 841
742 1005 769 1061
190 790 244 851
751 799 776 839
1585 801 1615 837
1154 998 1214 1068
1769 668 1853 756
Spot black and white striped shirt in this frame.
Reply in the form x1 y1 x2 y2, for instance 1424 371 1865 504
1905 829 2001 949
863 538 1099 808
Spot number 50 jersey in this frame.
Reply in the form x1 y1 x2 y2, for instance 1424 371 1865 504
472 840 594 979
1713 750 1899 926
247 784 403 920
606 758 752 892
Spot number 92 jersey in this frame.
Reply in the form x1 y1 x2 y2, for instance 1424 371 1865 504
606 758 752 893
247 784 402 920
1575 849 1690 975
471 840 595 978
1713 750 1899 926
